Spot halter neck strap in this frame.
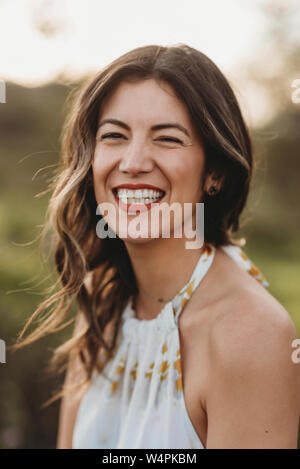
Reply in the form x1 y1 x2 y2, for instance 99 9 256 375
171 243 216 324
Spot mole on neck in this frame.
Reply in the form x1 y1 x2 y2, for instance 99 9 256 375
132 294 168 321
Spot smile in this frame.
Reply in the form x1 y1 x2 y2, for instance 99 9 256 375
112 187 166 213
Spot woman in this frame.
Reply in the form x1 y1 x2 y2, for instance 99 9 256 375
11 44 299 449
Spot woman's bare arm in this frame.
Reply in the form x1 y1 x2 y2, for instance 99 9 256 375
56 310 89 449
205 298 300 449
56 272 95 449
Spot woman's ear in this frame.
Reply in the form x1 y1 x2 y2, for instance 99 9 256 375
213 172 226 190
204 170 225 193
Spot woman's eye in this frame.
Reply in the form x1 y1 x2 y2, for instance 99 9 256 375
100 132 125 140
157 137 182 144
98 133 182 144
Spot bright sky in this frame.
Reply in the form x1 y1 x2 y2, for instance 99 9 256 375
0 0 298 124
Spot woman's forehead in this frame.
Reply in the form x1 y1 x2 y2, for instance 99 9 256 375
98 78 195 132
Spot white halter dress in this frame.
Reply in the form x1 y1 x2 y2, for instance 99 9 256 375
72 242 269 449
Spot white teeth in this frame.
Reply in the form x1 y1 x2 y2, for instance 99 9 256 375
118 196 161 204
115 188 164 201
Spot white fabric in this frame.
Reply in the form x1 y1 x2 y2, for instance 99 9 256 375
72 243 269 449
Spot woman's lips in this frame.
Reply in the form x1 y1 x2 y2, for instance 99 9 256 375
112 190 165 213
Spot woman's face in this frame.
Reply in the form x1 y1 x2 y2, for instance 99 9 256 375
92 78 207 243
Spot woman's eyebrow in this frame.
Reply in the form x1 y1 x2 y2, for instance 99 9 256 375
98 118 191 138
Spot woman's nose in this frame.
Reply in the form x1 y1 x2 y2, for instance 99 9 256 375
118 139 154 174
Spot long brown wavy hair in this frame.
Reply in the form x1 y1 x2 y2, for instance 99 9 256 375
9 43 253 406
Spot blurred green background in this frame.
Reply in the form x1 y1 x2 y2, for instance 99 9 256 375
0 4 300 449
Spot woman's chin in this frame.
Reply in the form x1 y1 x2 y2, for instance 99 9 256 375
117 229 160 244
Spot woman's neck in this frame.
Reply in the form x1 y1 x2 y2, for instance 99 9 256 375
124 236 206 320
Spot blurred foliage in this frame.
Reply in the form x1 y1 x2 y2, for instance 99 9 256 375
0 81 75 449
0 2 299 447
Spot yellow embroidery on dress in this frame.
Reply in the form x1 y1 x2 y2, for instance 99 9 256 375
181 297 188 309
116 357 125 375
109 356 125 393
162 342 168 354
186 277 195 297
240 251 248 261
248 263 260 277
130 361 138 381
186 282 192 297
239 250 269 286
252 271 267 286
174 357 181 374
174 357 183 392
176 348 180 357
160 361 169 373
145 362 155 381
175 376 183 391
110 380 118 393
159 360 169 381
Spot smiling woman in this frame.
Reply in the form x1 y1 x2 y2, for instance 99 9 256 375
9 43 300 449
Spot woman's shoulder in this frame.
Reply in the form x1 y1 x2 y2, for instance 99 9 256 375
206 245 297 366
186 243 288 330
185 243 296 363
